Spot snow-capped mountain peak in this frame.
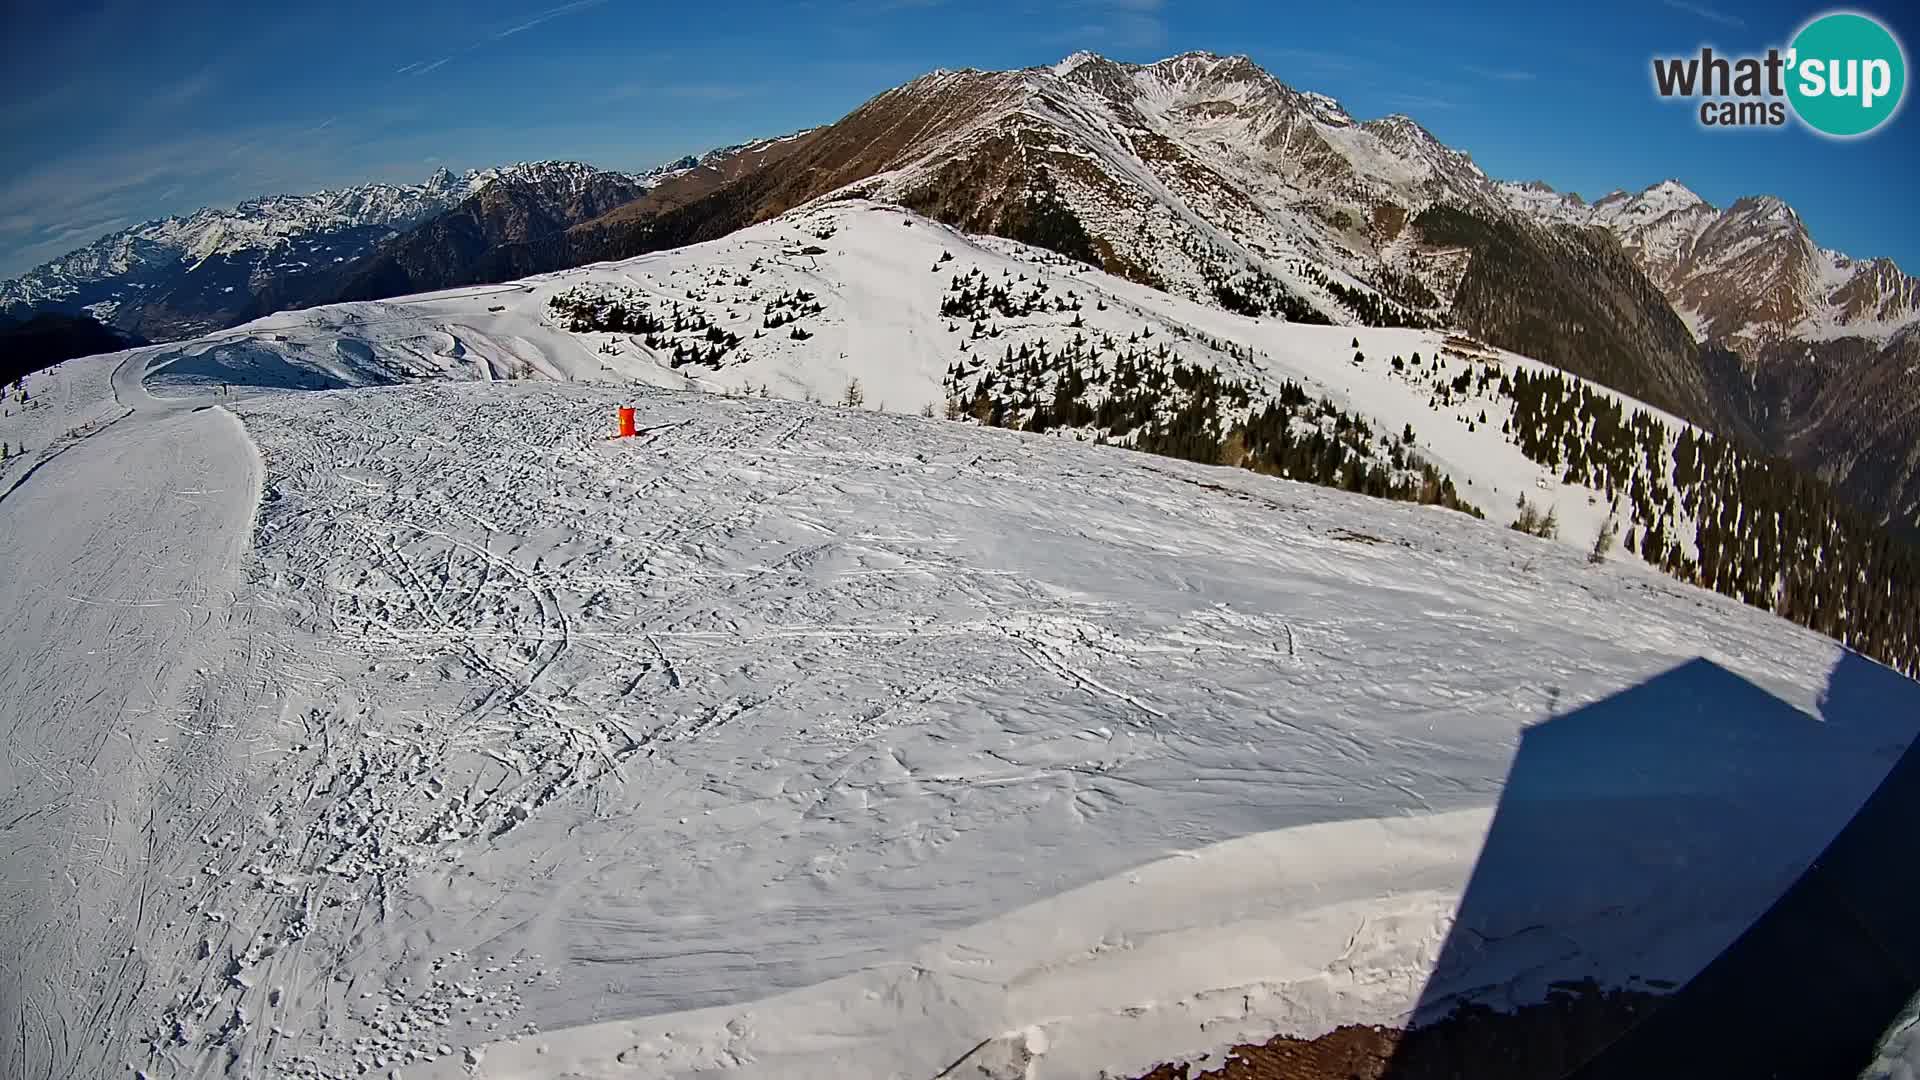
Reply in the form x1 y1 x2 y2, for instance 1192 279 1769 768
1644 177 1706 209
1298 90 1356 126
1490 173 1915 350
1053 49 1104 77
1726 193 1796 225
0 158 672 340
463 159 653 200
0 169 480 326
1585 178 1714 229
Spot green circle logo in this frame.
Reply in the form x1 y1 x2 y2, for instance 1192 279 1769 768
1787 12 1907 136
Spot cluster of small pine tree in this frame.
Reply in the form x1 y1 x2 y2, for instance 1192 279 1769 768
941 332 1481 518
546 286 670 336
1297 265 1437 329
547 278 833 370
1666 429 1919 672
1172 237 1330 323
547 286 753 368
1468 360 1919 676
1233 391 1475 513
761 288 824 329
1511 492 1561 539
939 267 1082 322
1204 267 1330 324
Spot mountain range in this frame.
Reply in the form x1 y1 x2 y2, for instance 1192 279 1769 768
4 50 1916 533
0 160 686 341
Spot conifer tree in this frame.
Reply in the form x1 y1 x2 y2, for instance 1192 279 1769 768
1589 512 1620 564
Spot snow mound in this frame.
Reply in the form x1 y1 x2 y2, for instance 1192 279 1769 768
144 338 398 392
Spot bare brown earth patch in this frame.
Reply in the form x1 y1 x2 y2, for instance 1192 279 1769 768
1371 204 1408 243
1130 982 1665 1080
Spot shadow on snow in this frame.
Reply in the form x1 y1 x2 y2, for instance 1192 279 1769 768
1383 650 1920 1080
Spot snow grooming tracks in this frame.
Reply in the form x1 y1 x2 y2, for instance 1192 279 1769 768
0 348 274 1080
6 349 1914 1080
209 379 1914 1080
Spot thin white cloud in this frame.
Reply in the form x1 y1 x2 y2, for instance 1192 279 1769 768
1040 0 1165 52
493 0 610 40
394 0 605 79
1260 46 1364 75
48 218 128 244
606 81 765 103
0 135 247 228
1660 0 1745 28
665 84 760 102
0 124 367 276
1385 94 1459 112
1463 64 1535 82
150 67 220 110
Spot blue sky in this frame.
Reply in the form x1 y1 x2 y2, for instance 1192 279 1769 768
1 0 1915 278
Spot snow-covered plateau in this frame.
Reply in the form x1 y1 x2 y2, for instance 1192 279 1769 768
1 202 1915 1080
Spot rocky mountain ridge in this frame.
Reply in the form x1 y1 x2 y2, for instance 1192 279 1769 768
4 50 1913 529
0 160 674 339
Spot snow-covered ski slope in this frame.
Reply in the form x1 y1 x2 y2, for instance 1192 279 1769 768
0 203 1916 1080
84 200 1702 557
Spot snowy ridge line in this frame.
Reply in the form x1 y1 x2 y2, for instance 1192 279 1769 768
43 198 1912 676
0 159 669 303
64 197 1719 566
1493 177 1920 349
830 49 1917 352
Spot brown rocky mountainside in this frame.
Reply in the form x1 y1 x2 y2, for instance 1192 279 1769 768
296 51 1920 531
1507 179 1920 354
15 50 1906 530
331 163 655 301
1706 329 1920 531
512 54 1735 439
293 50 1905 532
1502 176 1920 531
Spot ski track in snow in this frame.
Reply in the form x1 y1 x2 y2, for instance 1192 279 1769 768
0 205 1916 1080
0 353 269 1080
166 199 1710 562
